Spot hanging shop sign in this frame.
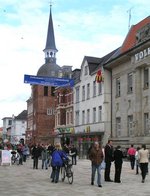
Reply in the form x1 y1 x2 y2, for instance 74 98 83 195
57 127 74 134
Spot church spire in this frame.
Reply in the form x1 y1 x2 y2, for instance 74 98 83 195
43 5 58 63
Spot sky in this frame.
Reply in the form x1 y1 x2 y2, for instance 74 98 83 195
0 0 149 127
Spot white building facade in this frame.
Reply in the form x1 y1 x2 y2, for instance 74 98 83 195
2 110 27 144
73 55 114 157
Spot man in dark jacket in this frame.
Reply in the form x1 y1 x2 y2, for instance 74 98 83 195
114 146 124 183
89 142 104 187
32 144 41 169
104 140 114 182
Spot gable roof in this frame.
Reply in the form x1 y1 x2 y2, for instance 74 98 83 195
82 56 101 75
15 110 27 120
121 16 150 53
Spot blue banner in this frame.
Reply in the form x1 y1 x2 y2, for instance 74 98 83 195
24 74 74 87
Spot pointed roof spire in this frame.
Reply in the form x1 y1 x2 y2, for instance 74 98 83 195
44 4 58 52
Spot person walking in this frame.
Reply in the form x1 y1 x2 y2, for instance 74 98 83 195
70 145 78 165
104 140 114 182
135 147 140 174
89 142 104 187
22 144 30 162
114 146 124 183
127 144 136 170
50 142 68 183
138 144 149 183
32 144 41 169
41 146 48 170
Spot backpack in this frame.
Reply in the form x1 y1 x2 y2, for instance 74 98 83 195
51 150 63 167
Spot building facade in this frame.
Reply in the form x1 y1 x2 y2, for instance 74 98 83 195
105 16 150 148
73 54 116 158
26 7 72 145
2 110 27 144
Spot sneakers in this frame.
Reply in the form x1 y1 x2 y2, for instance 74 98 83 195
98 185 102 187
91 182 94 185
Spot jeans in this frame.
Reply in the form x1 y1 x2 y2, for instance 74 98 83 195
51 166 61 182
129 155 135 170
42 159 48 169
33 157 38 169
91 163 102 185
72 156 77 165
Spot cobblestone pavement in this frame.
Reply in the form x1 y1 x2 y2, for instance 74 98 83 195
0 158 150 196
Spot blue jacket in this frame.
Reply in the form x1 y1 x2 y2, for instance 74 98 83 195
51 149 68 167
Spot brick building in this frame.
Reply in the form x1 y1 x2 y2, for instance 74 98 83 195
26 7 63 144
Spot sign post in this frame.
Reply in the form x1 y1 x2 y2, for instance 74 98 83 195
24 74 74 87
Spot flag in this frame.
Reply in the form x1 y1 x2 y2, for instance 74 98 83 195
95 68 104 83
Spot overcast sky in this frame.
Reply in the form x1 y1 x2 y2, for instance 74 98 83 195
0 0 149 126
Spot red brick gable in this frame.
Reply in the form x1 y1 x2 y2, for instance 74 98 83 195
121 16 150 53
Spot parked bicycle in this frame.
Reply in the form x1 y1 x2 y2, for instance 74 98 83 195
11 151 20 165
61 159 73 184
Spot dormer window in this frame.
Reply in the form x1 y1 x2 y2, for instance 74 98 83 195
84 66 88 76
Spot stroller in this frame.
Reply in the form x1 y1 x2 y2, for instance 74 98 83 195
11 150 20 165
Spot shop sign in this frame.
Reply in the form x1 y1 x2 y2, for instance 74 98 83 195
134 47 150 62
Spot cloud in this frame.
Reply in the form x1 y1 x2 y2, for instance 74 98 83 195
0 0 149 126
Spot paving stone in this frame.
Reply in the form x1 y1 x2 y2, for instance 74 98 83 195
0 158 149 196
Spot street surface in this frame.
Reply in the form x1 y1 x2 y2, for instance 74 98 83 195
0 158 150 196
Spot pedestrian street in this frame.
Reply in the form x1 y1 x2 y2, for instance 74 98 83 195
0 158 150 196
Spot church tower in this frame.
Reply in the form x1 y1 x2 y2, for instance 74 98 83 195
26 6 62 144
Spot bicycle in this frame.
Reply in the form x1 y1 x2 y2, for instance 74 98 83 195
11 151 20 165
61 159 73 184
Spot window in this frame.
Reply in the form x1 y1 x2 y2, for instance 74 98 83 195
70 111 73 124
84 66 88 75
144 113 149 135
87 109 90 123
93 81 96 97
98 82 102 95
116 78 121 97
57 113 60 125
87 83 90 99
127 73 133 93
128 115 133 136
47 108 54 115
76 87 80 103
51 86 55 96
93 107 96 123
144 68 149 89
75 111 79 126
98 106 102 122
44 86 48 96
116 117 121 137
82 85 85 101
51 71 55 77
82 110 85 124
8 120 12 126
66 112 69 124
